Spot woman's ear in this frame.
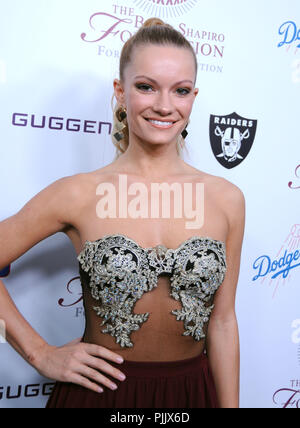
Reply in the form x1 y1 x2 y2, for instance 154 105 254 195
113 79 125 105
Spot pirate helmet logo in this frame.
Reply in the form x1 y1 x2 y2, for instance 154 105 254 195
210 112 257 169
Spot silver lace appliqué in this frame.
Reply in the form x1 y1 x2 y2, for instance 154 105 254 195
77 234 227 348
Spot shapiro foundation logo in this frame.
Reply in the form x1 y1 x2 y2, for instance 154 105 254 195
81 3 226 74
209 112 257 169
132 0 198 17
273 380 300 408
58 275 84 319
272 320 300 408
288 164 300 189
252 225 300 298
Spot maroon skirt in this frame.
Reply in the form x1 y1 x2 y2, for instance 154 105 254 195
46 351 219 408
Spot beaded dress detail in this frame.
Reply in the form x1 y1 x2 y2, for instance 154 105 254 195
77 234 226 348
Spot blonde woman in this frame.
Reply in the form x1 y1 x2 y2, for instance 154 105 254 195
0 18 244 408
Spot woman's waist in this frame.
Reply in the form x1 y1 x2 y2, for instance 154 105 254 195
81 332 207 378
82 327 206 363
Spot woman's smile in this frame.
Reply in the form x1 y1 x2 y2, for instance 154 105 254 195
144 118 177 129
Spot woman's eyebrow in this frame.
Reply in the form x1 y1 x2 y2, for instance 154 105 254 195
134 75 193 85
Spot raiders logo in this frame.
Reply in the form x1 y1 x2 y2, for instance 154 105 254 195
209 112 257 169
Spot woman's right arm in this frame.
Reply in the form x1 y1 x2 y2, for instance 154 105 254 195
0 175 126 393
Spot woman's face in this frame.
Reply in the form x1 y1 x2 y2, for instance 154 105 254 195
114 44 198 149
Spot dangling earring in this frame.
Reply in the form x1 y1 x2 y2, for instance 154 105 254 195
116 106 127 122
181 126 188 139
114 106 127 142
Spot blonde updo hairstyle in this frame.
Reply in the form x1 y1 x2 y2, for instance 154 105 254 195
111 18 198 160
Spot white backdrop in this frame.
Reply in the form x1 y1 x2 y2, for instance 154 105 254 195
0 0 299 408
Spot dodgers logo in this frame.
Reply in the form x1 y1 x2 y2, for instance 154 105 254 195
252 225 300 298
209 112 257 169
278 21 300 49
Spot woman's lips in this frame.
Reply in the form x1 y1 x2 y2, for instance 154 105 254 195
144 118 177 129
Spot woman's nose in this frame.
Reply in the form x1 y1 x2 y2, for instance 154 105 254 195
152 92 174 115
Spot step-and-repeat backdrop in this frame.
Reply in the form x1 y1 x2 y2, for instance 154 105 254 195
0 0 299 408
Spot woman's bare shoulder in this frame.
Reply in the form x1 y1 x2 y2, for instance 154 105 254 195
208 173 244 201
188 166 245 217
55 171 96 195
30 171 103 230
187 165 244 196
208 173 244 212
54 169 110 198
205 173 245 230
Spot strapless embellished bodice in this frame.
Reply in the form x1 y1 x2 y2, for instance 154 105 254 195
77 233 227 348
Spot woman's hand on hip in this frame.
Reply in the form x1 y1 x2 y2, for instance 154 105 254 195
32 337 126 393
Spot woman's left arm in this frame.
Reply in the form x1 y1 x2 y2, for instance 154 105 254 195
206 182 245 408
